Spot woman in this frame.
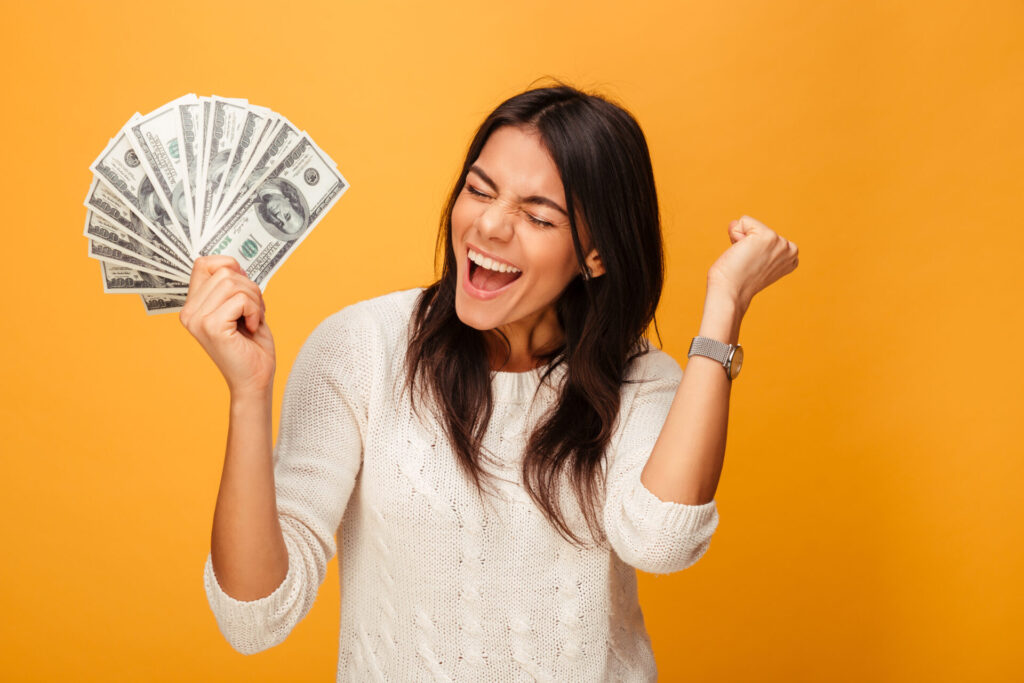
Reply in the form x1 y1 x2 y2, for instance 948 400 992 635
180 84 798 681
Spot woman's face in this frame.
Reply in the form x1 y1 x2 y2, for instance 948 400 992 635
451 125 603 340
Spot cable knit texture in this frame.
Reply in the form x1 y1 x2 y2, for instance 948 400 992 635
203 287 720 681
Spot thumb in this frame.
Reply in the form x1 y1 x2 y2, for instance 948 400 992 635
728 217 746 243
730 215 767 242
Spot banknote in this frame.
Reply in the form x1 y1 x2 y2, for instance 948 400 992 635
213 115 302 230
126 94 198 245
83 178 193 273
99 261 189 294
199 134 349 290
196 96 249 245
141 294 189 315
88 239 188 281
212 106 274 223
175 98 202 227
90 125 193 262
83 211 191 279
84 95 347 314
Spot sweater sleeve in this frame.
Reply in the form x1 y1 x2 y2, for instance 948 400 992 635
602 348 720 575
202 302 377 654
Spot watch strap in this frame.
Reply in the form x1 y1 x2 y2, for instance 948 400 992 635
687 336 732 365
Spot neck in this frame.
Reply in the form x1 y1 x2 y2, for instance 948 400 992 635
484 305 563 372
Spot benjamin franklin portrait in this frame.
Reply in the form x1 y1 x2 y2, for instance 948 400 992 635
170 180 190 229
204 149 231 202
253 177 309 241
138 175 175 233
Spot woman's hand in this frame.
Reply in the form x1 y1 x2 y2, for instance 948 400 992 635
179 255 276 398
707 215 800 312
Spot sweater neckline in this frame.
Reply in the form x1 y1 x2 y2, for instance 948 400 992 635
489 361 566 404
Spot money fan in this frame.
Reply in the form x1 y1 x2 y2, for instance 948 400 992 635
84 94 348 314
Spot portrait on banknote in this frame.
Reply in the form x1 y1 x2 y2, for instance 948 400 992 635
254 177 309 240
84 93 347 313
138 175 175 233
171 180 190 229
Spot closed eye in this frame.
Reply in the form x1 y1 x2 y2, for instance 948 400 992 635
466 182 554 227
465 185 491 199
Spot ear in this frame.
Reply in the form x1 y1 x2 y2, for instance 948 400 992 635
584 248 606 279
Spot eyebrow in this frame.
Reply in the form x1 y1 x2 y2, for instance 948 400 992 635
468 165 569 217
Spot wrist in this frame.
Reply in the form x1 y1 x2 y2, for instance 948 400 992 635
229 385 274 408
699 290 744 346
705 278 746 309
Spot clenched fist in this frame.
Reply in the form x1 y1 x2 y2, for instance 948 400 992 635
708 215 800 311
179 255 276 397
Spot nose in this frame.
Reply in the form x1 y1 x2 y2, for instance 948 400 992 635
475 198 514 242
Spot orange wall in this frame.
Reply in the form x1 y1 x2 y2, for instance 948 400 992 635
1 1 1021 680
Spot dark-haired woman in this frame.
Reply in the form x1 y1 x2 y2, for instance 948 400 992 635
181 84 799 681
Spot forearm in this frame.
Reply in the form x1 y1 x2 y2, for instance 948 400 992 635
210 388 289 600
640 288 744 505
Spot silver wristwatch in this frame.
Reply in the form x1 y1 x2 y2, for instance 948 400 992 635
688 336 744 380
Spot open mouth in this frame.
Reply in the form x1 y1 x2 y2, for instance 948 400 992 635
467 254 523 293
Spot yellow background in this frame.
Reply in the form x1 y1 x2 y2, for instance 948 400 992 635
1 0 1021 680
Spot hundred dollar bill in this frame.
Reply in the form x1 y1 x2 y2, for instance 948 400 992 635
84 178 193 272
199 135 348 290
212 106 274 223
211 117 281 228
212 115 301 232
127 94 198 248
175 99 201 227
197 96 249 245
83 211 191 280
193 97 212 229
141 294 187 315
88 239 188 280
100 261 189 294
90 122 193 262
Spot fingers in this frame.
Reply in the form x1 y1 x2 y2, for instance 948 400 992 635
192 273 263 334
735 215 782 239
183 256 245 327
214 291 263 337
739 214 774 233
191 290 262 342
188 255 244 294
731 216 799 254
731 215 770 241
193 266 262 312
180 264 263 334
728 219 745 244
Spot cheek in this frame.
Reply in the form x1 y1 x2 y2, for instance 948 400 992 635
451 196 476 234
525 237 578 283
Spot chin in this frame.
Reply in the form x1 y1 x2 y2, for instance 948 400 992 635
454 293 500 331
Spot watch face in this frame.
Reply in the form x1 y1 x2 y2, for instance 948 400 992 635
730 346 744 379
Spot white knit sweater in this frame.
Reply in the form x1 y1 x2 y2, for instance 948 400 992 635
203 287 719 682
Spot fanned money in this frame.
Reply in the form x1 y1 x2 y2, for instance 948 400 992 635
84 94 349 314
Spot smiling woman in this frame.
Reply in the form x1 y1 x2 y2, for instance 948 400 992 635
186 83 723 682
406 84 666 543
453 125 602 348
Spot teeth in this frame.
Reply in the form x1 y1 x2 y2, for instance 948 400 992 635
468 248 521 274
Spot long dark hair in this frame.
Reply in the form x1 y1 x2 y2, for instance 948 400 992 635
402 83 665 548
